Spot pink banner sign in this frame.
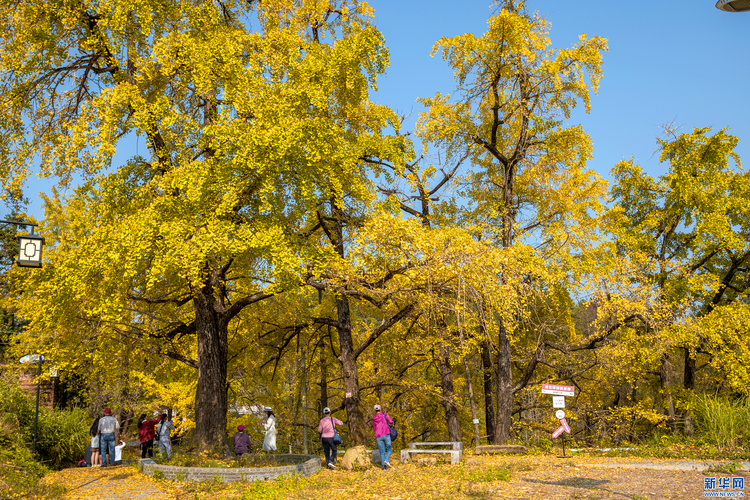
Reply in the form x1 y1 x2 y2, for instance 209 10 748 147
552 426 565 439
561 418 571 434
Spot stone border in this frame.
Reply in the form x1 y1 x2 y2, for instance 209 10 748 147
138 454 321 482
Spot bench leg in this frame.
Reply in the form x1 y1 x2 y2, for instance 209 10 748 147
400 450 410 464
450 451 459 465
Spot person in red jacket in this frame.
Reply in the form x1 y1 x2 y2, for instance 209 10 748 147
137 413 160 458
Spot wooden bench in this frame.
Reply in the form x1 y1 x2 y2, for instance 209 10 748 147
408 441 463 451
400 441 463 465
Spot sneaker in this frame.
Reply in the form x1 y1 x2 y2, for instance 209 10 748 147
328 462 337 469
384 461 391 469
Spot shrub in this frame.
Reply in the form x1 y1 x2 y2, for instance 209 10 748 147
0 374 89 466
692 394 750 451
0 375 35 447
0 376 69 498
36 407 90 467
0 445 64 499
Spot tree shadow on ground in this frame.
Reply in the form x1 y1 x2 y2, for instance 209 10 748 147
522 476 635 499
523 477 609 488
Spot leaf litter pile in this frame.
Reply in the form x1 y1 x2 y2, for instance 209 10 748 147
42 454 748 499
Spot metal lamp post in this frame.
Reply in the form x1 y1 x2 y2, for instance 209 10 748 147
19 354 44 454
0 219 44 267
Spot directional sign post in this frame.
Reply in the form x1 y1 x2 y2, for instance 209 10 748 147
542 384 575 458
561 418 571 434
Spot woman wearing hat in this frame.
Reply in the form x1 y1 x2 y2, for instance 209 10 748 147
317 407 343 469
261 407 276 453
233 425 251 456
371 404 394 470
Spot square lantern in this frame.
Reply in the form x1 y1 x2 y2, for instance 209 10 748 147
17 233 45 268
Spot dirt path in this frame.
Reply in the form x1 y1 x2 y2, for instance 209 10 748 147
488 456 749 500
582 459 750 471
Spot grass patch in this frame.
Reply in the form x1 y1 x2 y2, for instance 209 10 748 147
465 467 511 482
704 462 743 475
565 433 750 461
694 395 750 451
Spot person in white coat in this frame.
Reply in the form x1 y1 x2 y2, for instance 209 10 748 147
261 406 276 453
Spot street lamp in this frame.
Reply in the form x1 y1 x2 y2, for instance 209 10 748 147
0 219 44 268
716 0 750 12
19 354 44 454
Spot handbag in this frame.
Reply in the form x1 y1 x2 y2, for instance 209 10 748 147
331 417 343 445
388 415 398 441
155 422 161 444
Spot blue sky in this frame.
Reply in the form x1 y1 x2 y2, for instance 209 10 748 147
18 0 749 219
370 0 749 176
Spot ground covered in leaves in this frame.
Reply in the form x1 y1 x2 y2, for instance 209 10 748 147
40 453 749 500
41 466 168 499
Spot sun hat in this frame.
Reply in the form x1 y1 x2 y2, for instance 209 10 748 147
103 408 112 415
264 406 272 412
237 425 245 431
323 407 331 414
374 404 381 411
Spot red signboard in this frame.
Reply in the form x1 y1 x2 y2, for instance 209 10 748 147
541 384 575 397
552 425 565 439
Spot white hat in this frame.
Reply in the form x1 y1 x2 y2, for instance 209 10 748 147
374 404 381 411
323 407 331 414
264 406 273 412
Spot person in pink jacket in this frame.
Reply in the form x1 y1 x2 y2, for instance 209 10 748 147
371 404 393 470
317 407 343 469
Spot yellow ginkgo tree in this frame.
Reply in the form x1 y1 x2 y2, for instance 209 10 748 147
610 126 750 432
413 0 608 444
2 0 407 452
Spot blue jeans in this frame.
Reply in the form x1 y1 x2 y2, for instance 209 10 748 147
100 433 116 466
376 434 392 469
159 437 172 458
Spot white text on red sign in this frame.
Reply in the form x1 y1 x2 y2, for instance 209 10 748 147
541 383 575 396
